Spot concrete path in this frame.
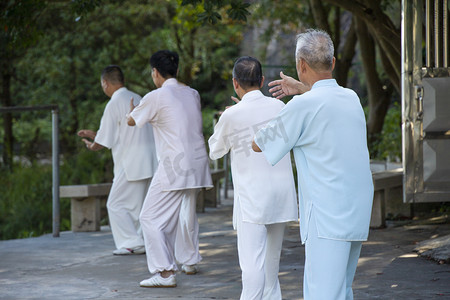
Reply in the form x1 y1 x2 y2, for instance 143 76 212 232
0 197 449 300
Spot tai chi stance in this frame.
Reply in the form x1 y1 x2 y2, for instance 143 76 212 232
128 50 213 287
253 29 374 300
209 56 298 300
78 65 158 255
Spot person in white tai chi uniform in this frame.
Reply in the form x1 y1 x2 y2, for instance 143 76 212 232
127 50 213 288
209 56 298 300
253 29 374 300
78 65 158 255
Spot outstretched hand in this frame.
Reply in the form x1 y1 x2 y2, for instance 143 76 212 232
77 129 96 140
81 138 93 148
77 130 102 151
268 71 310 99
217 95 240 116
226 96 240 109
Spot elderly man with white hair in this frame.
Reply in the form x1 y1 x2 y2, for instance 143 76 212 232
252 29 374 300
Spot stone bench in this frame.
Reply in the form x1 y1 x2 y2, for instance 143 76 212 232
60 183 112 232
370 168 403 228
61 169 228 231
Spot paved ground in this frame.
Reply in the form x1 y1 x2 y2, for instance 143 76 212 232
0 196 449 300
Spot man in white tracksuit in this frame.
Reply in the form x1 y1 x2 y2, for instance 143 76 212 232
78 65 158 255
209 56 298 300
127 50 213 288
253 29 374 300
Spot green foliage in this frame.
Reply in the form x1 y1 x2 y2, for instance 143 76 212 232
0 148 112 240
246 1 312 66
365 102 402 161
181 0 251 24
0 0 45 53
10 0 243 154
0 163 70 240
60 149 113 185
1 0 244 239
227 1 251 22
71 0 103 15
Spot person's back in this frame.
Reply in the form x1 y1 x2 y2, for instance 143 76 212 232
290 82 370 183
137 77 210 191
100 87 157 181
209 56 297 300
150 80 205 159
284 79 373 240
212 91 297 223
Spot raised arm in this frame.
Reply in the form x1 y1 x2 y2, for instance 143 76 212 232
268 71 310 99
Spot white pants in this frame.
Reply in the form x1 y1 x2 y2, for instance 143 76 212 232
304 209 362 300
107 168 150 250
236 200 286 300
175 189 201 265
140 174 201 274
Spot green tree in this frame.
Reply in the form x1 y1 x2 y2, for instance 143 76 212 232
0 0 45 170
212 0 401 158
2 0 245 239
0 0 102 169
325 0 401 156
10 0 243 157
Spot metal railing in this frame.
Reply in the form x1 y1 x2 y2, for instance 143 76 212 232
0 105 60 237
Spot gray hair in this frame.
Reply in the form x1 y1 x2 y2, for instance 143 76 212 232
295 29 334 72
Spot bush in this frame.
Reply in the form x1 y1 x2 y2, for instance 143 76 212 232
0 148 113 240
0 163 70 240
366 102 402 161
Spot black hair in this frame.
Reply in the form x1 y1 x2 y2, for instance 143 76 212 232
150 50 179 78
101 65 124 85
232 56 263 89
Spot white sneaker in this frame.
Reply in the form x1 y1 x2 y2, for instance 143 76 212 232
181 264 198 275
113 246 145 255
140 273 177 288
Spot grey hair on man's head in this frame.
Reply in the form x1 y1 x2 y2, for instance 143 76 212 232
232 56 263 89
295 29 334 72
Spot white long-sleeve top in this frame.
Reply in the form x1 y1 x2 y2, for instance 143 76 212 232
131 79 213 191
209 90 298 227
95 87 158 181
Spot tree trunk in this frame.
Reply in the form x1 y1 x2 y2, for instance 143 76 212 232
355 17 392 157
376 28 401 92
334 18 357 86
324 0 401 92
63 47 79 153
1 72 13 171
309 1 357 87
309 0 331 34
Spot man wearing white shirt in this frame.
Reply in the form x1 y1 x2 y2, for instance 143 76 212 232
209 56 298 300
78 65 158 255
127 50 213 288
253 29 374 300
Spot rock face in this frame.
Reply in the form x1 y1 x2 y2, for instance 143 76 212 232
414 234 450 264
